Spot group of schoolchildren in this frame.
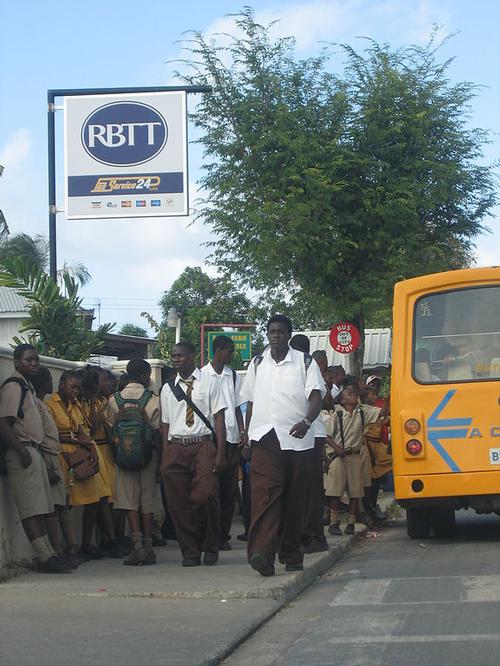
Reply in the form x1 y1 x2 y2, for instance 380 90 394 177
0 319 390 575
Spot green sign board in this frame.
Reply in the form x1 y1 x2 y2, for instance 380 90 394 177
207 330 252 361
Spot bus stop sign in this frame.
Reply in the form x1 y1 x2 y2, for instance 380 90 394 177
329 322 361 354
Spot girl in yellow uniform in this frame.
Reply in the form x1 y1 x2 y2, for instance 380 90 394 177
46 370 121 559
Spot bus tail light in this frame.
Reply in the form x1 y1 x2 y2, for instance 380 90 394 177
404 419 421 435
406 439 423 456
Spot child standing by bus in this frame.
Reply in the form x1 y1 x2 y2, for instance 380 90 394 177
324 384 382 535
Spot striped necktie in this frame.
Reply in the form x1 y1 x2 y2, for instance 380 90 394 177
182 379 194 427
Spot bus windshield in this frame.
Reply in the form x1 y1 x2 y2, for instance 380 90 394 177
413 285 500 383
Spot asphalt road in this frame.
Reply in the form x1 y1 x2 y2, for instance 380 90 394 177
224 511 500 666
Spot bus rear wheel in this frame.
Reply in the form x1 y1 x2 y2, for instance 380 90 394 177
431 508 456 537
406 507 431 538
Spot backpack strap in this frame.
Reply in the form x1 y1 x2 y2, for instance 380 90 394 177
2 377 30 418
336 408 346 449
167 379 216 437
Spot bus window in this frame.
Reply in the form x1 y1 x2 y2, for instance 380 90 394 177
413 285 500 383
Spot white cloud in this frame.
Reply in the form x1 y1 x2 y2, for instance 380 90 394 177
474 237 500 267
0 129 32 172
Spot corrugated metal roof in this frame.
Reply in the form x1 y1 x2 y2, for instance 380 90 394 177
295 327 392 370
0 287 27 313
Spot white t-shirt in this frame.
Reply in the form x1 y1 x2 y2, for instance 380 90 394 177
241 347 325 451
201 363 245 443
160 367 227 438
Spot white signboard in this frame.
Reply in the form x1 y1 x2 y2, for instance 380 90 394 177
64 91 188 219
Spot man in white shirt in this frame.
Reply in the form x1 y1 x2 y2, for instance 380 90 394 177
160 341 227 567
201 335 247 551
241 315 325 576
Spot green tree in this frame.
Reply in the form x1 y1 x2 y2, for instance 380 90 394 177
157 266 265 365
0 257 113 361
119 323 148 337
175 11 497 373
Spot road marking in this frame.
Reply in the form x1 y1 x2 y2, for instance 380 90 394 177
329 575 500 606
326 634 500 644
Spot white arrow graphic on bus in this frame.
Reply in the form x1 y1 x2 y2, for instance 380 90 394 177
426 390 473 473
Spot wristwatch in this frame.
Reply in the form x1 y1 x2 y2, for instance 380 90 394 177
303 418 312 428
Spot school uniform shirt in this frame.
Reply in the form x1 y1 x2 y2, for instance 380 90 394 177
37 399 62 455
241 347 326 452
160 367 227 438
200 364 244 443
326 404 381 453
0 371 44 444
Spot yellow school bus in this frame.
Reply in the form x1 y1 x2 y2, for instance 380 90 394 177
391 266 500 538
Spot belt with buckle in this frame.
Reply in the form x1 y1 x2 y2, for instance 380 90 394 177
345 448 361 456
170 435 211 446
26 441 41 451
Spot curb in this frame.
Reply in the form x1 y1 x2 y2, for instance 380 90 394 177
203 530 364 665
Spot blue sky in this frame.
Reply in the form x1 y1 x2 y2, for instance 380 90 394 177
1 0 499 334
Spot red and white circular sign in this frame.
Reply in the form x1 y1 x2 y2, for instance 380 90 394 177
329 322 361 354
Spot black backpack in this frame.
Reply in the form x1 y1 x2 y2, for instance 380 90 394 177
0 377 30 476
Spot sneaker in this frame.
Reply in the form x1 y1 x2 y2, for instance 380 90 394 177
203 551 219 566
344 523 355 535
302 536 329 554
249 552 275 577
285 563 304 572
152 534 168 547
142 549 157 565
328 522 342 536
38 556 73 574
182 557 202 567
219 541 231 551
123 547 147 566
236 534 248 542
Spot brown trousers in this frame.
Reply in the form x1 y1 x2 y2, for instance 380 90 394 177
302 437 326 540
162 439 220 560
219 442 241 543
248 430 311 566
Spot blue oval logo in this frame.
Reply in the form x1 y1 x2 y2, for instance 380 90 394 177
81 101 168 167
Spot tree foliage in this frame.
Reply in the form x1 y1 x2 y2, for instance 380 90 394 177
0 257 113 361
157 266 266 364
175 10 497 370
119 323 148 337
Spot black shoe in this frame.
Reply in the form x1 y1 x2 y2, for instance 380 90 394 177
328 522 342 536
249 552 275 577
79 545 105 560
54 555 79 569
219 541 231 551
236 534 248 542
344 523 355 535
182 557 202 567
100 540 124 559
285 563 304 572
38 556 73 574
302 536 329 554
203 552 219 566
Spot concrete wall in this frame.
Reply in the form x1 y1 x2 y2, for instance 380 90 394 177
0 347 168 568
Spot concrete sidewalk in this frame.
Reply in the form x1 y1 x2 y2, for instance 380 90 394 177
0 493 394 666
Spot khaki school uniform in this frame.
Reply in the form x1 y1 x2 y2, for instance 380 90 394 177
45 393 111 506
0 372 53 520
106 384 160 514
324 404 380 499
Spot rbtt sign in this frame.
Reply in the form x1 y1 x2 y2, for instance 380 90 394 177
82 102 168 167
64 91 188 219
